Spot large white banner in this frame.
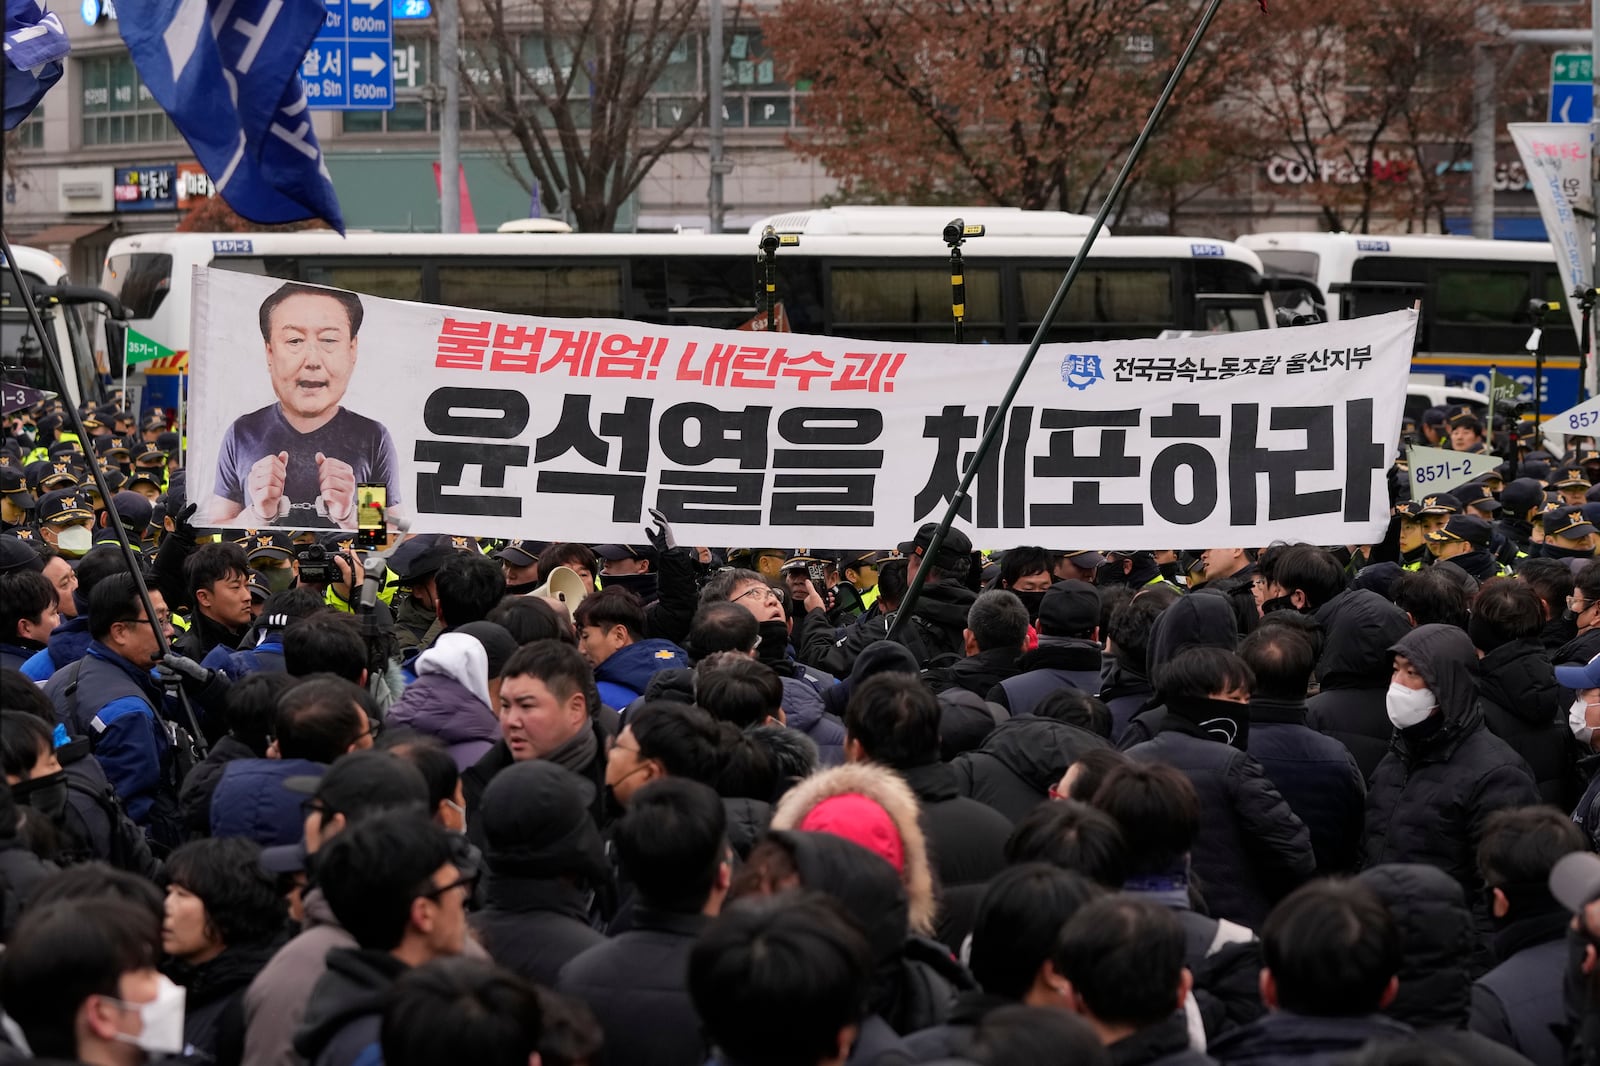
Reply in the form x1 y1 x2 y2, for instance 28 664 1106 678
1509 123 1594 349
187 267 1416 550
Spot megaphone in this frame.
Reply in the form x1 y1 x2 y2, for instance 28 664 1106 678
528 565 588 621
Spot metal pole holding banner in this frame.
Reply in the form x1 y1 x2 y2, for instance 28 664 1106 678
888 0 1233 640
0 229 208 756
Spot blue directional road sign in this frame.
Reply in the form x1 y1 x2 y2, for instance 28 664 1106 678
1550 52 1594 124
393 0 430 18
304 0 394 111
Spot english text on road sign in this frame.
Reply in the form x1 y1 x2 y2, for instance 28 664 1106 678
305 0 394 110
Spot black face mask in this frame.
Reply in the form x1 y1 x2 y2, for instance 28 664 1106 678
505 578 541 597
1157 561 1184 585
1175 697 1251 751
1546 545 1597 562
1014 590 1047 624
756 620 792 666
598 570 658 603
12 769 68 821
1261 594 1300 616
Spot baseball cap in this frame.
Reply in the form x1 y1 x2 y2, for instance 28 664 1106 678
1522 459 1553 483
1544 505 1598 540
134 447 168 468
94 436 134 458
1037 580 1100 637
259 843 308 875
30 459 79 492
0 466 36 510
1416 493 1461 516
1422 407 1448 427
282 750 427 816
1392 500 1426 520
129 469 164 493
840 549 896 572
35 488 94 526
1452 482 1501 513
1556 652 1600 692
1447 408 1482 431
1500 478 1545 517
1425 514 1492 548
494 539 542 567
237 529 295 562
779 550 824 574
1556 467 1594 490
140 413 167 433
594 543 657 565
897 522 974 570
1057 548 1108 570
0 535 44 574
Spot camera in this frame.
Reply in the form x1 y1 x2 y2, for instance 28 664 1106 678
296 543 349 587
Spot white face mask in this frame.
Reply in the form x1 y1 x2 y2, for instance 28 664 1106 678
1386 681 1437 729
110 974 187 1056
1572 697 1595 745
55 524 93 556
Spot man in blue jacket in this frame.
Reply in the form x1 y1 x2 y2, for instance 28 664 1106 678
43 570 182 848
573 587 689 713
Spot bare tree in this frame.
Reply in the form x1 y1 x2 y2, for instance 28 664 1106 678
462 0 706 231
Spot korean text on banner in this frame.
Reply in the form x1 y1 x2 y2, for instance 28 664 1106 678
187 267 1417 549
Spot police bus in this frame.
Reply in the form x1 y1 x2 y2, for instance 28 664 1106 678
2 244 107 409
99 207 1277 409
1239 232 1581 412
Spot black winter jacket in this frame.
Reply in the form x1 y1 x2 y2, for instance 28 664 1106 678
1209 1012 1414 1065
901 991 1012 1062
1245 698 1366 875
1127 716 1315 929
643 546 704 647
1471 912 1570 1066
950 717 1110 823
1110 1015 1219 1066
898 761 1012 892
1477 638 1578 808
293 947 407 1066
557 908 709 1066
1305 590 1413 781
167 940 278 1065
989 639 1104 715
924 647 1019 700
1206 563 1261 639
1358 863 1537 1064
471 875 606 988
904 581 978 668
178 734 258 838
1101 658 1155 741
1119 592 1241 748
1556 626 1600 669
1363 627 1541 953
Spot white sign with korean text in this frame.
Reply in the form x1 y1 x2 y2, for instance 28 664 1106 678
187 267 1417 550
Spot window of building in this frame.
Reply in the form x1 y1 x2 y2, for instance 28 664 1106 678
80 54 180 145
15 104 43 149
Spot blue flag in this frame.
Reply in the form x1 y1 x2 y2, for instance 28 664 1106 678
115 0 345 232
3 0 69 131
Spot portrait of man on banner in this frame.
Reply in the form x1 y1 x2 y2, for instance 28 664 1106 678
204 282 400 530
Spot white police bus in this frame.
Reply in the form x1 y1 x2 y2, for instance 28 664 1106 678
100 207 1277 407
2 245 107 409
1239 231 1580 412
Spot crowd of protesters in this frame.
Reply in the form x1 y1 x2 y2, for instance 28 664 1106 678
14 397 1600 1066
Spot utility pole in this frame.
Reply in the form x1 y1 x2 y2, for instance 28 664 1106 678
707 0 728 233
1471 12 1495 239
439 0 461 233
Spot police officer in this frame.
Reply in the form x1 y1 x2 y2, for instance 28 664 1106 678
1448 409 1490 454
0 464 36 534
1424 514 1505 581
1494 477 1544 560
1555 467 1593 508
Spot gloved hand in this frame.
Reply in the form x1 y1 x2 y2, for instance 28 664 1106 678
157 650 214 688
172 502 198 539
646 508 679 551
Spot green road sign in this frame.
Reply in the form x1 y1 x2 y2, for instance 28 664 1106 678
1553 53 1593 83
124 328 175 366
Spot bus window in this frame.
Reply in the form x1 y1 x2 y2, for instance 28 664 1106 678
436 263 623 317
1255 249 1321 282
104 252 174 319
1540 269 1581 358
632 256 761 329
1434 267 1531 326
300 262 424 303
1196 296 1269 332
829 265 1002 342
1020 266 1173 340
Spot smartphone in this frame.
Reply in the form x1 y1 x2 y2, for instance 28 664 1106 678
356 483 387 549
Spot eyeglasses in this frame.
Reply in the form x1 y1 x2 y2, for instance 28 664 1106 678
606 734 641 755
300 796 335 819
355 718 383 742
121 613 172 627
419 869 480 901
1570 596 1591 614
734 585 783 606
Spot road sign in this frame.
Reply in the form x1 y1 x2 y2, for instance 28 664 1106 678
1550 53 1593 124
304 0 394 111
393 0 430 18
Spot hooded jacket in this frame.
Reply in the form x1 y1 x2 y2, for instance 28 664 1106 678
1245 696 1366 876
950 716 1110 823
1127 708 1315 930
1118 592 1240 749
1471 904 1571 1066
1357 863 1538 1065
292 947 408 1066
772 761 938 937
777 829 974 1036
387 632 502 770
1305 590 1413 780
209 757 326 846
990 638 1104 716
593 638 691 711
243 888 357 1066
178 733 258 837
1101 657 1155 740
905 580 978 668
1363 626 1540 955
470 761 612 986
924 647 1020 700
167 940 279 1064
1476 637 1575 808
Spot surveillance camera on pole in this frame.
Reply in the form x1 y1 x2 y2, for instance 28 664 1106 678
756 225 800 332
943 218 986 342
